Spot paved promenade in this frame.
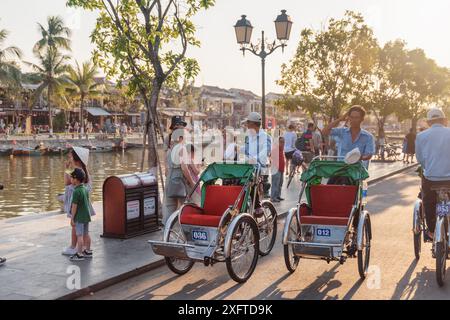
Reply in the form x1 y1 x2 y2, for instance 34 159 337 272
0 161 416 299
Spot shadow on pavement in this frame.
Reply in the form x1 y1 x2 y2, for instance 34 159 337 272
165 273 231 300
391 259 450 300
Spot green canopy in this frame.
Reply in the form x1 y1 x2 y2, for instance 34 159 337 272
301 160 369 183
198 163 255 210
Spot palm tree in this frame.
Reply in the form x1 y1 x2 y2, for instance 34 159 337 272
33 16 71 54
0 26 22 86
27 48 70 131
65 61 99 132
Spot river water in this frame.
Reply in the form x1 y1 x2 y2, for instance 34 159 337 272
0 148 167 219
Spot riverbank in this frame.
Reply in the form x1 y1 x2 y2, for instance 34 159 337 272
0 161 418 300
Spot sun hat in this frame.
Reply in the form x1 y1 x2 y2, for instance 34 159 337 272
427 108 446 121
169 116 187 130
72 147 89 166
344 148 361 165
244 112 262 123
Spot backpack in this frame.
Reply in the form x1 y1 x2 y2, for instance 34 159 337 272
295 131 312 152
291 149 304 166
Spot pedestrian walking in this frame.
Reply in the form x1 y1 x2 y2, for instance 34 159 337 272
162 126 195 225
312 125 322 157
62 147 95 256
297 123 316 164
405 128 416 164
68 168 93 261
271 137 285 203
283 124 297 176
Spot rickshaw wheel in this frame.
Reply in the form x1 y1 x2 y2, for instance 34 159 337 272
165 218 194 275
284 212 300 273
257 202 278 256
436 241 447 287
358 215 371 279
413 232 421 260
226 215 259 283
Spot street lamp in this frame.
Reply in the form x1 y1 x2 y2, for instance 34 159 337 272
234 10 293 129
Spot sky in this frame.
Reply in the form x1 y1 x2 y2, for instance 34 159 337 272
1 0 450 95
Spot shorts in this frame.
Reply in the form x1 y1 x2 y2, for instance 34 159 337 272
284 151 295 160
75 222 89 236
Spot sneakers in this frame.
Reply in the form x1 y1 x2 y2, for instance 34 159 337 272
82 250 93 259
70 253 85 261
0 257 6 266
277 197 285 201
271 198 281 203
62 247 77 256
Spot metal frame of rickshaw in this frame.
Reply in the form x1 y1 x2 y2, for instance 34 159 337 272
149 161 265 265
282 156 371 267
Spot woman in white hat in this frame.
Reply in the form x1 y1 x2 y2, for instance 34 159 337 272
62 147 95 256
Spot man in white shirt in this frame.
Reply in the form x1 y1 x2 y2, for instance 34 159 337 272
241 112 272 214
416 108 450 238
283 124 297 176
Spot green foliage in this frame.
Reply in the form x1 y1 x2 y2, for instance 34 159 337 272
0 21 23 87
278 11 379 122
67 0 213 98
53 110 67 132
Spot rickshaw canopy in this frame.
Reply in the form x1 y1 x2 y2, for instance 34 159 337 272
199 162 255 184
301 160 369 183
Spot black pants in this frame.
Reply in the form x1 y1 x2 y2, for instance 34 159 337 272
422 178 450 233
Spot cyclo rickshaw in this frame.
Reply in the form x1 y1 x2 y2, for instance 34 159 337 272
282 156 372 279
413 166 450 286
149 162 278 283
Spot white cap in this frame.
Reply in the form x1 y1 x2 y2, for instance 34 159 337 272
245 112 262 123
344 148 361 165
72 147 89 166
427 108 446 121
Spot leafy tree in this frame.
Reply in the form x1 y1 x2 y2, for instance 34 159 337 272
67 0 215 173
359 40 409 139
397 49 450 131
0 24 22 87
278 11 378 123
65 60 100 130
33 16 72 54
27 48 70 130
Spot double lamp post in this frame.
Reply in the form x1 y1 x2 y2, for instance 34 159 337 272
234 10 293 129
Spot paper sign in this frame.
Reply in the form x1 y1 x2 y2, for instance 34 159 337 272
144 197 156 216
127 200 140 220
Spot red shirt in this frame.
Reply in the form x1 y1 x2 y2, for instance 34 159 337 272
271 144 285 173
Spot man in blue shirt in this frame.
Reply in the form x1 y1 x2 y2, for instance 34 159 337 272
416 108 450 237
322 105 376 167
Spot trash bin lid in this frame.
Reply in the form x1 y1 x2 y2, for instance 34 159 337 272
117 174 141 188
137 173 157 186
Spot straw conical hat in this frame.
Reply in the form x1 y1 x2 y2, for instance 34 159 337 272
73 147 89 166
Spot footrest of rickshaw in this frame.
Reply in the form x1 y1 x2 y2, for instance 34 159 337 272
148 240 195 260
291 242 341 259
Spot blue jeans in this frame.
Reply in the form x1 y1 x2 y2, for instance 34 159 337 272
271 171 284 200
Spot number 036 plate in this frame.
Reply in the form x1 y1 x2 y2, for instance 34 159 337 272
436 203 450 217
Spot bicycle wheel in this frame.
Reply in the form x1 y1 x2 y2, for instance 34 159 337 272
257 201 277 256
226 215 259 283
164 217 195 275
358 215 371 279
436 238 447 287
284 212 300 273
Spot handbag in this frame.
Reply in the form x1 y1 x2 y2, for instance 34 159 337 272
166 166 187 198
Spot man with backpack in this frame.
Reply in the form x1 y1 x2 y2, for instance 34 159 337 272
296 122 316 163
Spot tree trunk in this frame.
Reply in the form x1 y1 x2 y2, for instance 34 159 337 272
411 117 418 132
47 85 53 132
377 118 386 141
80 94 85 134
146 79 163 175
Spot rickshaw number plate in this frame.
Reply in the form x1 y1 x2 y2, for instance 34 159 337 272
436 203 450 217
316 228 331 237
192 230 208 241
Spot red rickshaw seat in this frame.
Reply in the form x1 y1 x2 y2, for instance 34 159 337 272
300 185 357 226
180 185 245 227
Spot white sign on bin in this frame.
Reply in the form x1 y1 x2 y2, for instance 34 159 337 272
126 200 140 220
144 197 156 216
